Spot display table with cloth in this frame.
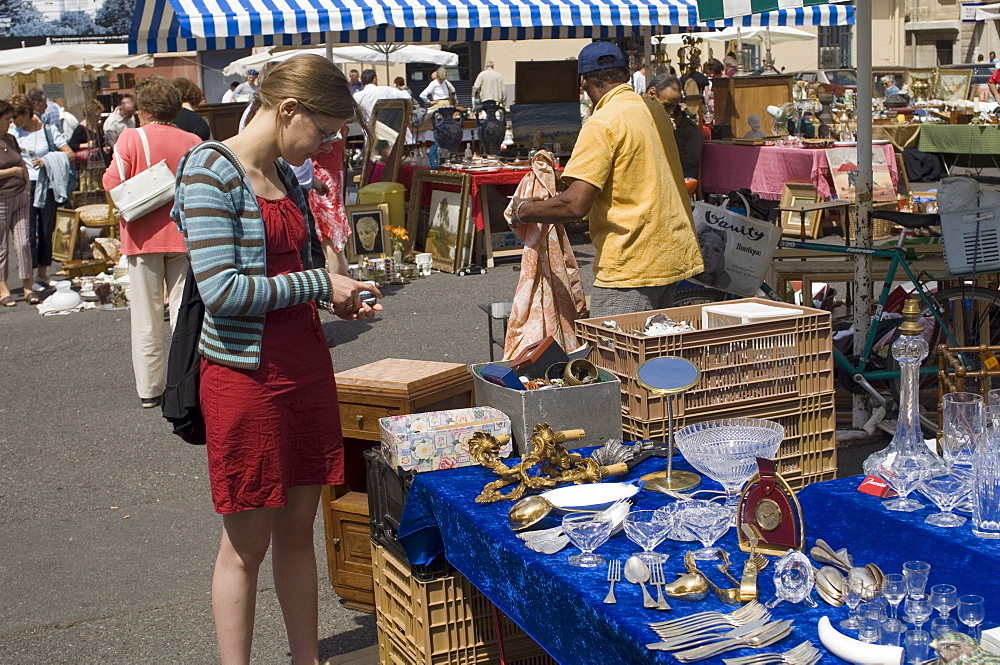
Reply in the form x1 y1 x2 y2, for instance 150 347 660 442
398 452 997 664
701 143 898 201
873 124 921 151
917 124 1000 172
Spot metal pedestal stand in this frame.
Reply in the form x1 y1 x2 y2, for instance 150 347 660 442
634 356 702 493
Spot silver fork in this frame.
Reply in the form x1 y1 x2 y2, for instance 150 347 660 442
649 601 768 637
603 559 620 604
673 620 795 662
650 561 671 610
722 641 820 665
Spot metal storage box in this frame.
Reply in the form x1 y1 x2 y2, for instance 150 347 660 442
470 362 623 455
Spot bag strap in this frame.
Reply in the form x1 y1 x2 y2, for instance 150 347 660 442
136 127 153 169
42 125 56 153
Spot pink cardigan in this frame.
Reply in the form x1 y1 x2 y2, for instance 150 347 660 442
102 124 201 255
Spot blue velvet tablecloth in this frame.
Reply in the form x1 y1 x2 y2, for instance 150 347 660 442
398 454 998 665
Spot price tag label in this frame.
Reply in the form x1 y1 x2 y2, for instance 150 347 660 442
857 475 897 498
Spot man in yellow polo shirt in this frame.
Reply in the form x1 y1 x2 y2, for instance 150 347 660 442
511 42 703 317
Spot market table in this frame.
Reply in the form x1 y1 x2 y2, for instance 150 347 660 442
873 124 921 151
398 454 997 664
917 124 1000 172
700 143 898 201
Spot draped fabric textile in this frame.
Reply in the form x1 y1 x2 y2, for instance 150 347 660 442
502 151 587 360
309 144 351 251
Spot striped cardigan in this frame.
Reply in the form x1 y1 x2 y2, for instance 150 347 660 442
172 142 331 370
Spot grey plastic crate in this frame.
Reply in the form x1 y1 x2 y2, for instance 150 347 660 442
940 206 1000 274
470 362 623 455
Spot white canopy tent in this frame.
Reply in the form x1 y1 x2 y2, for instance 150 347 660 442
222 44 458 77
652 25 815 45
0 43 154 78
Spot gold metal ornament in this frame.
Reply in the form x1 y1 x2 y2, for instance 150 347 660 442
470 424 628 503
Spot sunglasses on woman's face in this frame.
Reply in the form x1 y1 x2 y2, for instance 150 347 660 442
300 106 342 144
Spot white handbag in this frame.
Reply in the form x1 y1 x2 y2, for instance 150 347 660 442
109 127 176 223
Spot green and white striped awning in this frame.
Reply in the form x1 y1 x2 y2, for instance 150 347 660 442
697 0 840 22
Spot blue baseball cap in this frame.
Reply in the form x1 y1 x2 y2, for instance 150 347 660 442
577 42 628 75
247 69 259 76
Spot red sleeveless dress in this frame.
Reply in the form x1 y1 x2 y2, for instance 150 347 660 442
200 196 344 514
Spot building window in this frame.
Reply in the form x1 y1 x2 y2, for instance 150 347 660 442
936 39 954 66
818 26 852 68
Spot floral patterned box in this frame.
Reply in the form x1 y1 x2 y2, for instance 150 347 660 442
379 406 512 473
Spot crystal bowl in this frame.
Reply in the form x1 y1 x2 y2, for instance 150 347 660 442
674 418 784 505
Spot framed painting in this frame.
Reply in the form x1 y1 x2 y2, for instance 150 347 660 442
52 208 78 263
779 182 822 238
935 70 972 102
344 203 390 263
406 170 471 273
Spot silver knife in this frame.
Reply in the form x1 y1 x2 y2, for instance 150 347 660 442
646 616 769 651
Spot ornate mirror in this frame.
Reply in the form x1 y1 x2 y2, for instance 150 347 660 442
360 98 413 188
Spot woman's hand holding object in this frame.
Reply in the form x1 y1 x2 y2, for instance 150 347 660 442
328 274 382 320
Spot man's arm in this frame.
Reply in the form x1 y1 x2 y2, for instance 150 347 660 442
990 81 1000 105
512 179 599 224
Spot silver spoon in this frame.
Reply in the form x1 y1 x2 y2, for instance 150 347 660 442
624 556 657 609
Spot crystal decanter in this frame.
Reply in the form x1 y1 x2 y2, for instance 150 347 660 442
863 299 947 481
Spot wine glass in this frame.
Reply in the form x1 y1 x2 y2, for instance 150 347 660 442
930 584 958 620
920 472 972 527
930 617 959 638
561 513 614 568
904 594 932 630
677 500 733 560
903 561 931 597
879 454 927 512
882 573 907 629
904 630 931 665
623 509 670 565
958 594 985 641
841 577 864 630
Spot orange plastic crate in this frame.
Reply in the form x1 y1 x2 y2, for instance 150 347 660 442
574 298 833 421
623 392 837 489
372 543 556 665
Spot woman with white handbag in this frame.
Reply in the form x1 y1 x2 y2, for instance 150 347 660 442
102 76 201 408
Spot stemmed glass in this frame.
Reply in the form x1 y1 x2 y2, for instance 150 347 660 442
942 392 985 468
920 472 972 527
561 513 614 568
930 584 958 620
878 454 927 512
623 509 670 565
903 560 931 596
931 617 959 638
841 577 864 630
882 573 907 630
904 594 932 630
677 500 733 560
958 594 985 641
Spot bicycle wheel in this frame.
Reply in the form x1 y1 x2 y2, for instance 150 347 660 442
672 286 734 307
897 287 1000 426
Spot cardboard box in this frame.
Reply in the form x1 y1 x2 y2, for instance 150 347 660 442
379 407 511 473
470 363 623 456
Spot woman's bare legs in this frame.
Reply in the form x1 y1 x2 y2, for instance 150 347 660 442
272 486 322 665
212 486 322 665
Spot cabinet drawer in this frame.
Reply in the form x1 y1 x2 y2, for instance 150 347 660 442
339 402 400 440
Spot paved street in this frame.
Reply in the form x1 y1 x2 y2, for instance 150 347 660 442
0 245 534 664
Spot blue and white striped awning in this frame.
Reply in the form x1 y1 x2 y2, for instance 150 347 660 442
129 0 853 54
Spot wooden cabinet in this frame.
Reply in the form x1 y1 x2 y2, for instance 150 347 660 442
711 75 793 140
322 359 474 612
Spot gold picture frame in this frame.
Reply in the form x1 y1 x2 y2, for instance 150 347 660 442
406 169 471 273
52 208 79 263
935 70 973 102
779 182 822 238
344 203 390 263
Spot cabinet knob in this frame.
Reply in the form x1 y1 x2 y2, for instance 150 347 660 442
356 414 365 429
332 538 341 549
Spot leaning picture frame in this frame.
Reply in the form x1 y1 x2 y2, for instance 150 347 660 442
51 208 79 263
344 203 390 263
935 70 973 102
778 182 822 238
406 169 471 273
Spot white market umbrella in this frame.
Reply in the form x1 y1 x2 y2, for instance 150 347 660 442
710 26 815 44
223 44 457 79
